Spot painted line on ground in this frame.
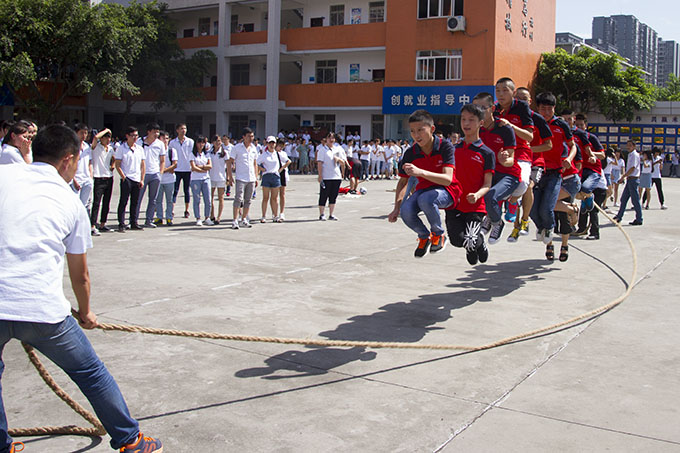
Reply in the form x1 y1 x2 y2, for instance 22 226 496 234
117 238 134 242
141 298 171 306
212 283 242 291
286 267 311 274
343 256 359 262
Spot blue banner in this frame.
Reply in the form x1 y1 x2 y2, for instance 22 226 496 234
382 85 495 115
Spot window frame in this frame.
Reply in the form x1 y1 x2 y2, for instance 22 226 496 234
418 0 463 19
368 1 385 23
315 60 338 84
330 4 345 26
415 49 462 81
230 63 250 87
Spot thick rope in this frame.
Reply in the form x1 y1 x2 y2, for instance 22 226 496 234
11 203 636 438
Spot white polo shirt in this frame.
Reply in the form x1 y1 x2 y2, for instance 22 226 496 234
626 150 641 178
114 141 145 182
169 136 195 172
208 148 228 183
190 151 211 181
161 145 177 185
317 144 346 180
138 137 166 175
230 142 258 182
0 163 92 323
92 143 114 178
73 143 92 185
0 144 26 165
257 150 281 174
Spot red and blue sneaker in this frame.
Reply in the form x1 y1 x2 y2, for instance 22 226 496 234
120 433 163 453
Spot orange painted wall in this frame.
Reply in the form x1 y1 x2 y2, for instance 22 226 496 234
492 0 555 88
17 81 86 107
178 35 218 49
281 22 386 51
230 31 267 46
279 82 383 107
230 85 266 100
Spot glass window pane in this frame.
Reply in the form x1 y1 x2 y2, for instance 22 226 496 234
442 0 452 16
418 0 428 18
429 0 439 17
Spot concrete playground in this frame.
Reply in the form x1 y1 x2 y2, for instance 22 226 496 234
3 175 680 452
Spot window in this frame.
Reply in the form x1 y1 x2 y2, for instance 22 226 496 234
229 115 249 139
242 23 254 32
416 50 462 81
310 17 324 27
371 115 384 140
198 17 210 36
210 76 217 87
372 69 385 82
314 114 336 134
214 21 219 36
315 60 337 84
369 2 385 23
231 64 250 86
418 0 462 18
330 5 344 26
231 15 238 33
183 29 194 38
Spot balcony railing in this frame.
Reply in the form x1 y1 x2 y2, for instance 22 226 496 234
279 82 383 107
178 35 218 49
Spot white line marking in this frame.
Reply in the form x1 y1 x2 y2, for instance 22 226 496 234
387 247 399 252
371 206 382 210
349 210 359 213
117 239 134 242
343 256 359 262
286 267 311 274
141 298 171 306
164 233 180 236
212 283 242 290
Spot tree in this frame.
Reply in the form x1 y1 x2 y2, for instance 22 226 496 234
120 2 216 126
0 0 156 124
657 74 680 101
534 48 657 122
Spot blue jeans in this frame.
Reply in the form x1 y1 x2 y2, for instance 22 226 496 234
580 168 602 195
561 174 581 198
400 187 453 239
484 173 520 223
156 182 175 220
190 179 211 219
403 176 418 202
137 173 161 225
0 316 139 451
616 177 643 222
530 169 562 231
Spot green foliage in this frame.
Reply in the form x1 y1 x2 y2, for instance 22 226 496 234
534 48 657 122
657 74 680 101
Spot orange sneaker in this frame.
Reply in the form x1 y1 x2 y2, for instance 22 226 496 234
429 233 447 253
119 433 163 453
10 442 24 453
414 237 430 258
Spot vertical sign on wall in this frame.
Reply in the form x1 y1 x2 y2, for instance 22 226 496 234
350 64 360 82
351 8 361 24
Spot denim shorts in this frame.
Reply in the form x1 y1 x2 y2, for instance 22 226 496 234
261 172 282 188
604 173 612 186
561 174 581 197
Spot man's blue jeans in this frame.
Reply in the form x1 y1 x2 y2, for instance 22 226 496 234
138 173 161 225
580 168 603 195
530 169 562 231
400 187 453 239
156 182 175 220
0 316 139 451
616 177 643 222
484 173 520 223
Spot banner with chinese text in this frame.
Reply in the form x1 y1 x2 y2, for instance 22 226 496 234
382 86 495 115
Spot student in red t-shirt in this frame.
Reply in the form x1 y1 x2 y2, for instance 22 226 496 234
388 110 462 258
445 104 495 266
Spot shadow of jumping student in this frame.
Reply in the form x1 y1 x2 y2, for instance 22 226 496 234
235 259 555 380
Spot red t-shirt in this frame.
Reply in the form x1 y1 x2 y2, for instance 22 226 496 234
530 111 552 168
494 99 534 162
451 139 495 213
480 121 520 179
544 116 574 171
398 136 462 204
581 132 604 173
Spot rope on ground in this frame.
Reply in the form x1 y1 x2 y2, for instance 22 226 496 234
11 202 636 438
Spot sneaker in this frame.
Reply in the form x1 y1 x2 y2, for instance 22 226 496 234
279 212 286 221
661 204 668 210
231 220 240 230
466 249 479 265
153 218 163 226
10 441 24 453
260 217 266 223
119 432 163 453
504 211 517 223
274 216 283 223
414 237 430 258
488 221 504 244
91 227 101 237
204 218 214 226
582 196 594 212
586 233 600 240
535 228 545 242
226 188 231 196
183 211 190 218
429 233 447 253
319 214 327 221
240 219 252 228
196 219 203 226
571 228 587 237
629 220 643 226
542 228 552 245
99 224 112 232
612 216 622 223
480 216 492 235
477 240 489 263
144 222 157 229
519 219 530 236
130 224 144 231
507 227 520 243
166 219 173 226
329 215 339 221
117 225 126 233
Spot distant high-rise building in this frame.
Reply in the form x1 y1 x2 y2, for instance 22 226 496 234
658 40 680 87
591 15 659 85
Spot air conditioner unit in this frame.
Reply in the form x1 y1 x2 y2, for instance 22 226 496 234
447 16 466 32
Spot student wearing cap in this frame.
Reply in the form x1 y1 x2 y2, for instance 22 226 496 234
257 136 283 222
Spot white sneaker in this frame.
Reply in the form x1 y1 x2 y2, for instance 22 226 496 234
231 220 240 230
240 219 252 228
329 215 339 221
204 218 214 226
542 228 552 245
319 214 327 221
196 219 203 226
91 227 101 237
279 212 285 221
661 204 668 210
536 228 545 242
260 217 266 223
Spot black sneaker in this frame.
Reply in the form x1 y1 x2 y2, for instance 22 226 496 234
480 216 492 235
586 233 600 240
130 224 144 231
466 249 478 265
117 225 126 233
629 220 643 225
477 240 489 263
414 237 430 258
488 221 504 244
99 225 112 232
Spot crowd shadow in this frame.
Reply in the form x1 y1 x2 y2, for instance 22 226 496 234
235 259 554 380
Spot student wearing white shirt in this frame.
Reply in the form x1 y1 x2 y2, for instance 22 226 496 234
613 140 643 225
72 123 96 235
638 150 653 208
646 148 667 209
316 132 347 221
611 149 625 206
276 138 292 221
114 126 146 232
169 123 194 219
0 120 32 165
208 135 229 224
257 136 283 222
90 128 115 232
155 131 177 225
227 127 259 229
136 123 165 228
0 125 163 453
189 136 213 226
359 140 370 180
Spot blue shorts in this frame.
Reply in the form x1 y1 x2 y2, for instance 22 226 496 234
561 174 581 198
261 172 281 188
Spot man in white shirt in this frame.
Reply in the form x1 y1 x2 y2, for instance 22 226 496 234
155 130 177 225
90 128 115 232
71 123 96 235
169 123 194 219
136 123 166 228
227 127 259 229
359 140 371 180
613 140 643 225
114 126 146 232
0 124 162 453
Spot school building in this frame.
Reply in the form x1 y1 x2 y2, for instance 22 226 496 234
17 0 558 140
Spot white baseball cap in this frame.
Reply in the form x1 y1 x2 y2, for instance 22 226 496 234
266 135 277 143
